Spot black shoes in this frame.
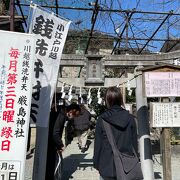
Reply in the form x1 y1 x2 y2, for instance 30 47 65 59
81 147 86 153
78 144 82 150
78 143 88 153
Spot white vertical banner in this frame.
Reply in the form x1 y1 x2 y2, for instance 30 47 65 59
29 6 71 180
29 6 71 127
0 30 35 180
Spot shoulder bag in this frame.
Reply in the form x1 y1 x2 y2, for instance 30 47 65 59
102 120 143 180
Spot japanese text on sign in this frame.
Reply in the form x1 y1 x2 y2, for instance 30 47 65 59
0 161 21 180
0 30 35 180
144 72 180 97
29 6 71 127
150 102 180 127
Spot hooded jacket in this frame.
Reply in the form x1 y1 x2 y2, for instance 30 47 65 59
93 105 138 178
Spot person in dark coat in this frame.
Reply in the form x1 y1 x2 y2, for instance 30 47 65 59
93 86 138 180
47 102 81 180
73 104 91 152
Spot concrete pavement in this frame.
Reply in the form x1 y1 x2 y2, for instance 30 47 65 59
25 129 180 180
62 139 99 180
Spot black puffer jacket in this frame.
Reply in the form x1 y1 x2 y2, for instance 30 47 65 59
93 105 138 178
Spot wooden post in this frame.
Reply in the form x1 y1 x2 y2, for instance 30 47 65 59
161 97 172 180
9 0 14 31
122 85 126 105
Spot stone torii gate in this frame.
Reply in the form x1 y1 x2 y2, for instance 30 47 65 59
57 50 180 180
58 50 180 88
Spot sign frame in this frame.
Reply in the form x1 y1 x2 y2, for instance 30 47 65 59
144 71 180 97
150 102 180 127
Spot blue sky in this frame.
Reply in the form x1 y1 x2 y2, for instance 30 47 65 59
19 0 180 52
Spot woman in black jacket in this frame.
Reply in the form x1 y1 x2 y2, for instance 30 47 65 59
93 86 138 180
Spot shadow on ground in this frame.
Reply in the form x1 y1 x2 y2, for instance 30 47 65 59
62 154 94 180
152 140 160 155
26 147 35 159
154 172 162 179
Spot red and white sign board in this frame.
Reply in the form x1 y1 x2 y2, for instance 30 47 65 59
150 102 180 127
144 72 180 97
0 30 35 180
